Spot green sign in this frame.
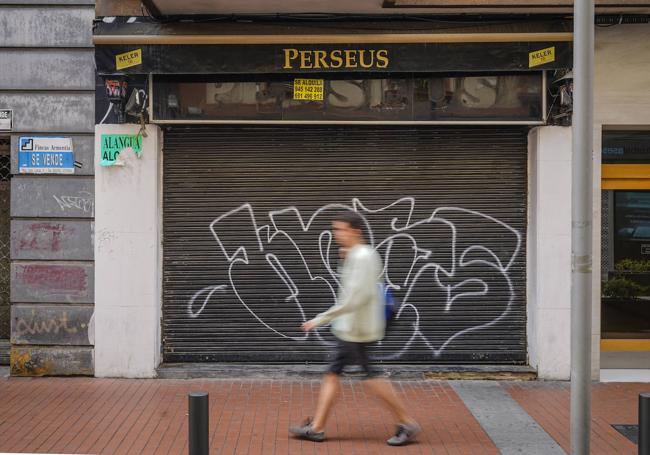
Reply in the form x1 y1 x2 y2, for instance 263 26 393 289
100 134 142 166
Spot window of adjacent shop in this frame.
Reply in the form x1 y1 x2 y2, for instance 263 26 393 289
151 72 545 123
613 191 650 264
601 130 650 343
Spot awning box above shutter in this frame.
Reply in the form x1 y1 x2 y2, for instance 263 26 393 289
136 0 650 16
94 19 573 74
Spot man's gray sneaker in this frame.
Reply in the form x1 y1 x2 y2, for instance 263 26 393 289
387 423 421 446
289 418 325 442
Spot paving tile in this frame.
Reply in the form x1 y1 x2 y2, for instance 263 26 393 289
452 381 566 455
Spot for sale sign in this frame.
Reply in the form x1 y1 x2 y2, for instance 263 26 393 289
18 137 75 174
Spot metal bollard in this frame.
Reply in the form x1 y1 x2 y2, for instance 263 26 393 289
189 392 209 455
641 393 650 455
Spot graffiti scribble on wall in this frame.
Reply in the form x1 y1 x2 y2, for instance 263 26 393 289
186 197 521 359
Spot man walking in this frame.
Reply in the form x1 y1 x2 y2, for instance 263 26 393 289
289 211 421 446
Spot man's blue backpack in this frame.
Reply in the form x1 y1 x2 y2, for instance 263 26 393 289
380 284 398 325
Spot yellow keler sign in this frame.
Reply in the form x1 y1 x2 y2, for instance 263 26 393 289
116 49 142 70
293 79 325 101
529 46 555 68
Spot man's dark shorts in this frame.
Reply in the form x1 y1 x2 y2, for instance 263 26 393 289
327 340 380 379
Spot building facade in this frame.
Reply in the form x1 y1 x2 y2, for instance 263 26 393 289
93 5 573 378
595 23 650 375
4 0 649 379
0 0 96 375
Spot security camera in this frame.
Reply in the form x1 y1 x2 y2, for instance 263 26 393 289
125 88 147 118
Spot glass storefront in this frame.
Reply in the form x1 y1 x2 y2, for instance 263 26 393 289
601 131 650 340
152 73 544 122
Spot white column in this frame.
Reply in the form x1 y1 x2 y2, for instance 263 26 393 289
528 126 572 380
94 124 162 378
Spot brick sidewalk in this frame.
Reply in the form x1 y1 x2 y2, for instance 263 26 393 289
507 381 645 455
0 376 645 455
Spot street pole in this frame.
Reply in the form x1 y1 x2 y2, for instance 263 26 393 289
189 392 209 455
641 393 650 455
571 0 594 453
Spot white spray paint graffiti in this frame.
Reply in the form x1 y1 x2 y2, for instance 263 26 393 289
53 191 95 216
187 285 228 319
186 197 521 358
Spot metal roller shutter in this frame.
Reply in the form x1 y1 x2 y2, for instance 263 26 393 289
163 126 528 364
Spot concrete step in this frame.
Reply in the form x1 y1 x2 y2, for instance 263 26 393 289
156 363 537 380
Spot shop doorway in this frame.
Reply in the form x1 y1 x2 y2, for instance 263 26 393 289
601 130 650 369
602 190 650 339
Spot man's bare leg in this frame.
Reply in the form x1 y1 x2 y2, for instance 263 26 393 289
363 377 417 425
311 373 341 432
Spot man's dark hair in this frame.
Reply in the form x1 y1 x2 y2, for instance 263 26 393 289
334 210 364 231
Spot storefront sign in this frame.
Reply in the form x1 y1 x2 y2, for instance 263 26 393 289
115 48 142 70
95 17 573 75
18 137 74 174
97 41 572 75
529 46 555 68
100 134 142 166
0 109 12 131
293 79 324 100
602 131 650 164
283 49 389 70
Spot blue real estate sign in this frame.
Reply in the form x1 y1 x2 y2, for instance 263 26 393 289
19 137 75 174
